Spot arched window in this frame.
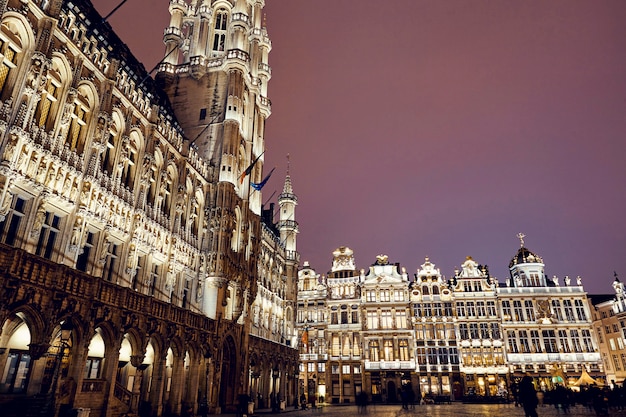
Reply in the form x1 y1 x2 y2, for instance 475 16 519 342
0 20 26 100
121 133 141 188
34 64 62 130
65 85 93 153
211 9 228 53
102 120 120 176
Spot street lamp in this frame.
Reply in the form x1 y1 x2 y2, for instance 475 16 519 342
45 321 73 417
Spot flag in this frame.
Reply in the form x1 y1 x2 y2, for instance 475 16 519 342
238 151 264 184
251 167 276 191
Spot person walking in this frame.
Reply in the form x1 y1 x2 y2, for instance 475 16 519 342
518 375 539 417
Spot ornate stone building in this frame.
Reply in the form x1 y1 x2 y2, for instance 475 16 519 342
0 1 299 416
588 275 626 387
498 239 602 390
448 257 505 398
296 241 605 404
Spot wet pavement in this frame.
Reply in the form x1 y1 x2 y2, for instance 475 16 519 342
246 402 623 417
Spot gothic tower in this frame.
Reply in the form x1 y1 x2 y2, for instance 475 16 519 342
155 0 279 408
156 0 270 318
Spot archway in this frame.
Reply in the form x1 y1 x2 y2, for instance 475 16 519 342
219 336 238 411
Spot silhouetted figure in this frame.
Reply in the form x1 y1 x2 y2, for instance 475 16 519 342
518 375 539 417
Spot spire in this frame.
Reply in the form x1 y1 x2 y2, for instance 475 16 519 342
281 154 294 196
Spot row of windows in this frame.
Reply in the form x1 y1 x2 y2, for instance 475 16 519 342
501 299 587 322
300 297 587 327
458 323 501 340
0 197 190 307
506 329 594 354
416 347 461 365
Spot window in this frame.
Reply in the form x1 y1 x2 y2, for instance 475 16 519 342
571 330 583 352
575 300 587 321
0 36 20 97
542 330 557 353
513 300 524 321
35 211 61 259
102 242 119 282
459 324 469 340
469 323 479 339
76 231 94 272
399 339 409 361
380 290 390 302
369 340 379 361
394 289 404 301
552 300 563 321
35 72 61 130
383 339 395 361
456 302 466 317
487 301 496 317
317 363 325 373
102 131 117 176
490 323 501 340
581 329 594 352
366 311 379 329
558 330 571 353
0 196 26 246
331 364 339 374
476 301 486 317
342 365 350 374
353 364 361 374
331 335 340 356
519 330 530 353
66 94 89 153
396 310 407 329
480 323 489 339
380 310 392 329
147 263 159 296
366 290 376 302
84 357 102 379
507 331 519 353
501 300 512 320
530 330 541 353
0 351 31 393
341 311 348 324
563 300 575 321
524 300 535 321
212 9 228 53
466 302 476 317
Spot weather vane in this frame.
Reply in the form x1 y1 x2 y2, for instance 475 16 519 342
517 232 526 247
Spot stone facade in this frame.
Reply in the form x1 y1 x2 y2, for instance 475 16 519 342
297 243 604 404
0 1 298 416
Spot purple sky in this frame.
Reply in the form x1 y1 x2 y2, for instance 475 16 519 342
97 0 626 293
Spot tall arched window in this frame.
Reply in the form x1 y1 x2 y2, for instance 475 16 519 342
102 122 119 176
211 9 228 53
0 20 26 100
65 85 93 153
34 65 62 130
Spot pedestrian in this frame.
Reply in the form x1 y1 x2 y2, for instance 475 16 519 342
518 374 539 417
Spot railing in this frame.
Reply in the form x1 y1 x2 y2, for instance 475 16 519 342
114 381 134 407
0 245 217 333
82 379 106 393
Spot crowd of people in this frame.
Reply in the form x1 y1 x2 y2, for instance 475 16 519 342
511 376 626 416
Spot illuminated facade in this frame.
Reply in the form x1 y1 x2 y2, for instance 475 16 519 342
412 258 460 399
590 275 626 386
0 1 299 416
498 242 603 390
297 242 606 404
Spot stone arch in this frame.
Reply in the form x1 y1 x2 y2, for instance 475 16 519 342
219 334 238 411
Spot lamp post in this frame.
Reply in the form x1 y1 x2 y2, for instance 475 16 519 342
45 321 73 417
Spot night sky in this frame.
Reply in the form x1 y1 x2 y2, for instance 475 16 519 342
96 0 626 294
